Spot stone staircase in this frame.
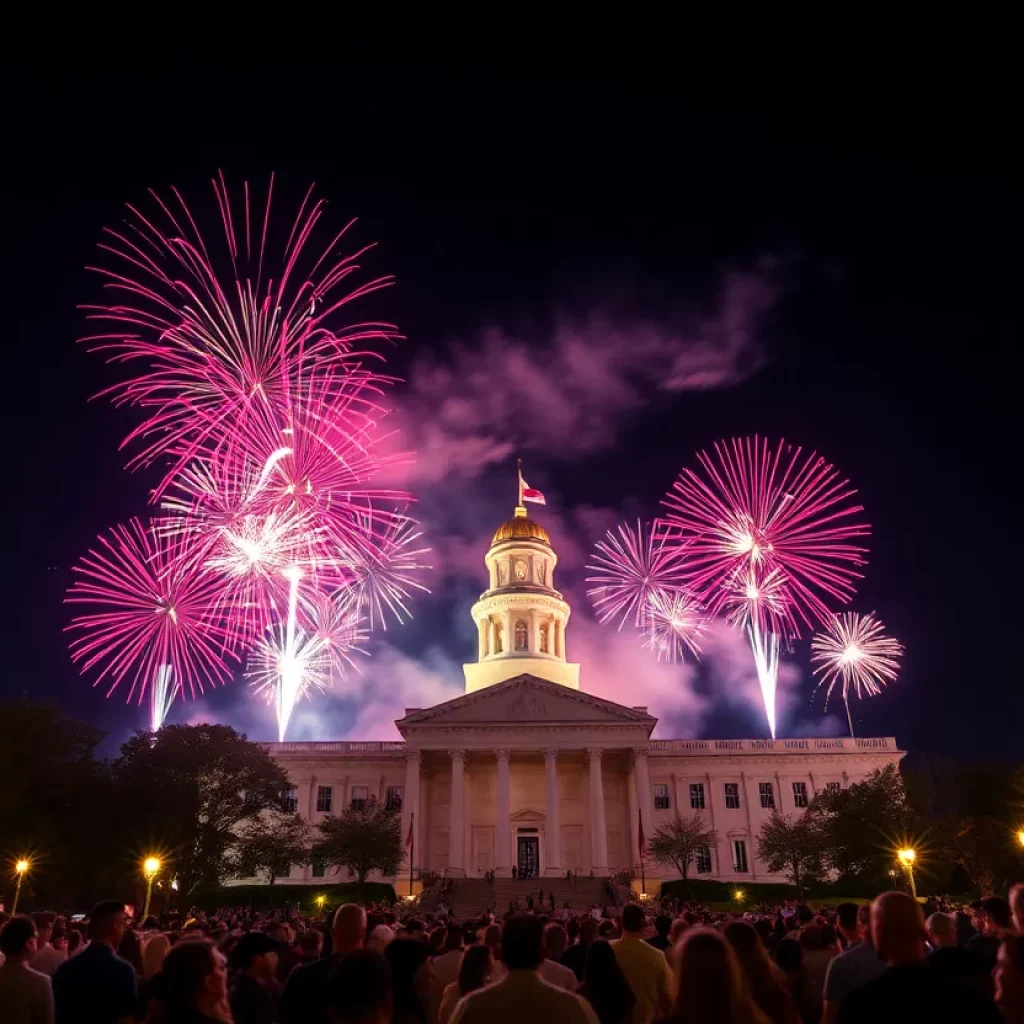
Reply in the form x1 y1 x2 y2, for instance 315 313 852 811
446 876 613 918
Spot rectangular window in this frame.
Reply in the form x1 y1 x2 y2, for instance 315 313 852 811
825 782 841 795
792 782 808 808
316 785 333 813
282 787 298 813
759 782 775 809
696 845 713 874
385 786 403 812
350 785 369 810
732 839 749 873
311 859 326 878
653 783 671 810
724 783 741 809
689 783 705 810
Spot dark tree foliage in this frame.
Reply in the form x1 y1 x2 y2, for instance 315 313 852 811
312 798 403 883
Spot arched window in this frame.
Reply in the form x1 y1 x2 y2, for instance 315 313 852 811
539 623 549 653
494 621 503 654
515 619 529 651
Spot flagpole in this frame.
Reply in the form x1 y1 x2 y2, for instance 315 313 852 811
639 810 646 896
517 458 523 508
409 811 415 898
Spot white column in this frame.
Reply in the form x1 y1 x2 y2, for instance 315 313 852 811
496 749 512 877
705 772 721 877
530 609 539 653
633 750 653 866
478 619 488 659
303 776 317 880
448 750 466 876
400 752 421 883
544 749 563 876
588 747 609 874
627 762 640 870
488 618 496 657
740 771 757 879
672 773 685 820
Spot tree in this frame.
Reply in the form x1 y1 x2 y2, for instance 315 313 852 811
231 811 312 885
648 815 718 887
112 724 292 896
757 811 824 899
312 798 402 883
812 764 917 882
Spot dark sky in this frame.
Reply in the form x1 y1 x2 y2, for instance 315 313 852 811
6 71 1019 760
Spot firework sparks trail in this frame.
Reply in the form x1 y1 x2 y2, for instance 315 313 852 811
150 664 179 731
586 519 690 630
663 437 870 736
642 588 707 662
66 519 236 722
811 611 903 736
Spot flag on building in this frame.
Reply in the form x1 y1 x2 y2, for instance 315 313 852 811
518 464 546 505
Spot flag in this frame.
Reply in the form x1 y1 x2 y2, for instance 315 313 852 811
638 809 646 861
518 468 546 505
406 814 414 848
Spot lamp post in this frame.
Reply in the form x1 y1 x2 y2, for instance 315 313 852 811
1017 829 1024 849
143 857 161 920
12 859 30 915
315 895 326 915
897 848 917 901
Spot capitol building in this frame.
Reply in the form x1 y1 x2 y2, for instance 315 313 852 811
264 503 903 891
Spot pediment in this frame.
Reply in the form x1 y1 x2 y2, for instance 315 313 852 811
396 674 656 732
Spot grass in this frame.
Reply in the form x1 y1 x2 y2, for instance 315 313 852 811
207 881 397 910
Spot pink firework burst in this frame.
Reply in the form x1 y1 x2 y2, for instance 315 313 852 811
663 436 870 636
811 611 903 703
586 519 690 630
66 519 236 726
81 173 401 497
642 588 707 662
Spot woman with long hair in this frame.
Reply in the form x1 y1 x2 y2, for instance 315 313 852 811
578 939 636 1024
773 939 815 1024
438 944 493 1024
657 927 769 1024
117 927 145 975
139 933 173 1019
385 936 435 1024
723 922 799 1024
144 938 231 1023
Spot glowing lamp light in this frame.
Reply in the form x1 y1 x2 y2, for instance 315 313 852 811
734 889 745 903
144 857 161 879
315 895 326 908
1017 829 1024 848
15 859 30 874
897 848 916 866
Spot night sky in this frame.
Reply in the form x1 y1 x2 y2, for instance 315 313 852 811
6 73 1018 760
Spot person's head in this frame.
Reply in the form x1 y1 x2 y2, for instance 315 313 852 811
925 912 958 949
366 925 395 954
798 925 822 951
158 939 228 1012
543 922 568 959
457 944 494 995
669 917 689 947
654 914 672 940
483 923 501 958
978 895 1012 936
501 914 544 971
566 918 580 943
229 931 281 979
328 949 392 1024
143 932 171 979
871 891 927 966
332 904 367 954
597 918 615 939
579 917 599 944
67 929 84 955
0 916 37 961
796 904 814 927
298 929 323 958
89 899 128 945
836 902 859 944
583 939 636 1016
672 927 757 1021
996 934 1024 1016
404 918 425 939
31 912 54 944
117 927 144 973
819 923 837 950
621 903 645 936
444 923 463 952
775 936 803 974
265 922 292 945
384 938 433 1017
855 903 872 943
1011 884 1024 936
724 920 765 963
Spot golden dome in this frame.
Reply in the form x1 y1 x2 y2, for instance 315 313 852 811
491 512 550 546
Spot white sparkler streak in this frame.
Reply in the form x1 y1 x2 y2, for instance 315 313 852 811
150 663 178 731
747 620 779 739
276 564 305 741
249 446 293 502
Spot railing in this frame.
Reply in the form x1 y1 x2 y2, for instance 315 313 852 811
648 737 898 754
267 741 408 754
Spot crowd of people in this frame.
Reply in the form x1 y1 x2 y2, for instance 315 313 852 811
0 883 1022 1023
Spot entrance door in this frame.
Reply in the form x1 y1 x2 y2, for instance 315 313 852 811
517 835 539 878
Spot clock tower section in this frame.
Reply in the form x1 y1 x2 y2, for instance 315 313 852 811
463 503 580 693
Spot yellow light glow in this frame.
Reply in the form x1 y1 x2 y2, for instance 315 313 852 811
1017 829 1024 848
897 848 916 865
734 889 745 902
640 892 648 899
315 895 326 907
144 857 161 878
15 859 29 874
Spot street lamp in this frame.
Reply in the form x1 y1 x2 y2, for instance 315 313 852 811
897 848 917 901
315 895 326 912
12 859 30 915
734 889 745 904
142 857 161 920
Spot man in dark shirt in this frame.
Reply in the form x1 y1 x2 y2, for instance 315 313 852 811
645 915 672 951
559 917 598 981
229 932 282 1024
52 901 137 1024
839 892 1001 1023
279 904 366 1024
926 911 992 995
967 896 1012 972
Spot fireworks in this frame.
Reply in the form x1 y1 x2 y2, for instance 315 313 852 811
66 520 235 729
811 611 903 735
662 437 871 737
586 519 690 630
643 589 707 662
68 177 428 737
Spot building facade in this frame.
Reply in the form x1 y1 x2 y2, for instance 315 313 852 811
264 504 904 887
